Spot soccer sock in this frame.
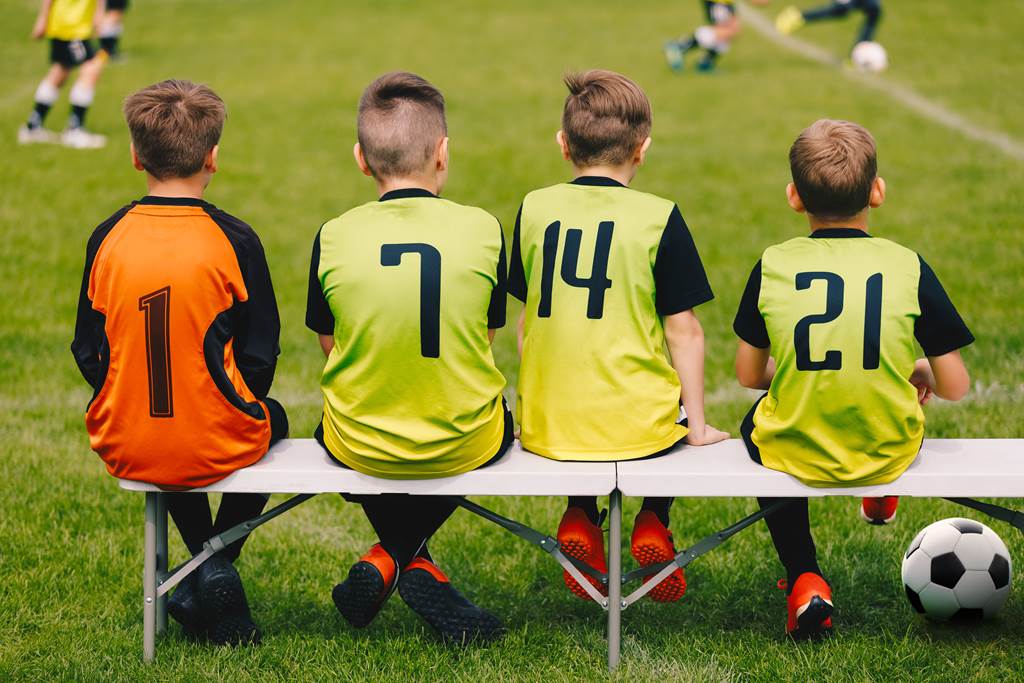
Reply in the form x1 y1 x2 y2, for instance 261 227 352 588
857 0 882 43
694 25 718 51
99 23 122 56
214 493 271 561
360 495 458 569
677 34 698 52
802 1 850 22
640 497 673 526
68 83 94 130
757 497 821 590
166 492 215 555
27 80 59 129
567 496 601 525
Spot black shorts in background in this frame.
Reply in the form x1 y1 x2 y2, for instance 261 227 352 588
50 39 96 67
106 0 130 10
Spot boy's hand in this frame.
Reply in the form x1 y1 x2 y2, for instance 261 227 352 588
684 424 730 446
910 358 936 405
31 16 47 39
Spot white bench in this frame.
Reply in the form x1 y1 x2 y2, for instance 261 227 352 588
119 437 1024 670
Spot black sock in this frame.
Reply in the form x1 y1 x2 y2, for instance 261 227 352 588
701 49 720 64
166 493 214 556
214 493 270 561
100 35 119 56
678 34 697 52
567 496 600 525
69 105 88 130
360 495 458 570
758 497 821 590
27 102 52 130
640 497 673 526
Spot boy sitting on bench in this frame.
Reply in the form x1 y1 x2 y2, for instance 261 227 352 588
733 118 973 639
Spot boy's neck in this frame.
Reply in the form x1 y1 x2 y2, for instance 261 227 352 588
808 210 869 233
145 173 209 200
572 163 637 187
375 174 442 198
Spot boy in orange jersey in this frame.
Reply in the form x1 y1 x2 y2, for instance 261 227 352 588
71 80 288 646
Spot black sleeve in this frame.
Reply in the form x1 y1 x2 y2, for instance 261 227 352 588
732 260 770 348
507 205 527 303
71 206 131 390
207 210 281 399
305 228 335 336
915 255 974 356
487 222 508 329
653 205 715 315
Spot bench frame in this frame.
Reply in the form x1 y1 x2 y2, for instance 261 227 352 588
138 480 1024 670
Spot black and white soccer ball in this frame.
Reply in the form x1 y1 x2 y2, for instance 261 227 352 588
902 518 1012 621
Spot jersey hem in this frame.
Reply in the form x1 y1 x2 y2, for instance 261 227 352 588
521 425 688 462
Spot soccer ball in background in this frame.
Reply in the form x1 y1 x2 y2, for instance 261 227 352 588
902 518 1012 621
851 41 889 73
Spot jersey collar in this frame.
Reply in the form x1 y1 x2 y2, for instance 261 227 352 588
379 188 439 202
138 196 210 207
810 228 870 238
570 176 626 188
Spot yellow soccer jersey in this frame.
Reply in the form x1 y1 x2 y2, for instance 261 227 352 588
46 0 96 41
306 188 508 479
509 176 714 461
734 229 974 487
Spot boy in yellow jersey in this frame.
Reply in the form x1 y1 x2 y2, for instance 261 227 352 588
306 72 512 644
509 70 728 603
733 119 972 639
19 0 109 148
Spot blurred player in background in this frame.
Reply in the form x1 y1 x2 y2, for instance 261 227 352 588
664 0 769 73
776 0 882 46
98 0 127 60
18 0 109 149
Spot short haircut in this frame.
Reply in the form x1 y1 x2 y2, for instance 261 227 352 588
789 119 878 221
561 70 652 167
357 72 447 179
123 80 226 180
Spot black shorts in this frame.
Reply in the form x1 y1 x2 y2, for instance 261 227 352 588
50 39 96 67
704 1 736 24
106 0 129 10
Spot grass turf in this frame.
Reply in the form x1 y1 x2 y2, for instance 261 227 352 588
1 0 1022 679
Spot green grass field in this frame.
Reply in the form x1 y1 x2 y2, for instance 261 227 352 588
2 0 1023 680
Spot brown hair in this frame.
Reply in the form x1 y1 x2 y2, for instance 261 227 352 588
789 119 878 221
561 70 652 167
357 72 447 179
123 80 226 180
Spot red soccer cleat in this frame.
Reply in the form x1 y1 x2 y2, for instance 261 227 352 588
630 510 686 602
557 507 608 600
332 543 398 628
860 496 899 525
785 572 834 640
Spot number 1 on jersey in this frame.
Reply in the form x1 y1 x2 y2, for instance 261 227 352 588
139 287 173 418
538 220 614 319
381 243 442 358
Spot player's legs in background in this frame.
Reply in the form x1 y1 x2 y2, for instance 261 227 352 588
665 3 738 73
62 54 108 148
697 12 740 72
98 9 125 58
18 63 69 143
778 0 857 35
855 0 882 43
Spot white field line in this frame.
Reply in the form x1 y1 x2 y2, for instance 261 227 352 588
737 1 1024 162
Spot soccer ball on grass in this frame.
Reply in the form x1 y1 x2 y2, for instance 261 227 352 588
851 41 888 73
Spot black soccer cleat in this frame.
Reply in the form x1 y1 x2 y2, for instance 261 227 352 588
398 557 505 646
332 543 398 628
197 554 261 646
167 571 206 640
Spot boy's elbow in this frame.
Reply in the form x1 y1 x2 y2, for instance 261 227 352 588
940 373 970 402
735 366 760 389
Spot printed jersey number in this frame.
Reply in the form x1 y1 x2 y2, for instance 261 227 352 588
794 271 883 371
381 243 442 358
538 220 614 319
139 287 173 417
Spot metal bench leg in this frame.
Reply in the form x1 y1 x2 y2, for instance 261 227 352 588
156 492 168 635
607 488 622 671
143 492 158 663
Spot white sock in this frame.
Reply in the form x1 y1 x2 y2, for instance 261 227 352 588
69 83 95 108
694 26 718 50
35 80 59 106
99 23 123 39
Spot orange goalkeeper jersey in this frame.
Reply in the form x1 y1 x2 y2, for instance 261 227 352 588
72 197 281 488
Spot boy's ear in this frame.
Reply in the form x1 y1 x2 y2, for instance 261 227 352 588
556 130 572 161
130 142 145 171
786 182 806 213
436 136 449 172
869 176 886 208
353 142 373 177
205 145 219 174
635 136 652 166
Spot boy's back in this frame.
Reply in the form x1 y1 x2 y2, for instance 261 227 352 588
512 178 710 459
74 197 278 487
308 190 507 477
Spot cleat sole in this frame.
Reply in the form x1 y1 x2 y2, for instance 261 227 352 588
399 569 505 646
632 541 686 602
790 595 834 641
560 538 607 600
332 561 389 628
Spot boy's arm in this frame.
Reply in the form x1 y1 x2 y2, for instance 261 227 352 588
732 259 775 388
306 228 336 357
318 334 334 357
735 342 775 389
32 0 52 39
911 255 974 402
506 206 527 357
232 233 281 399
664 311 728 444
486 219 508 347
